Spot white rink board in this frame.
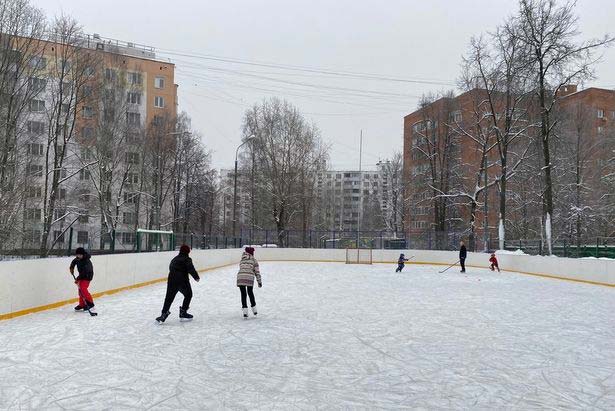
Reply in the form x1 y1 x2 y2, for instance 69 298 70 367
0 261 613 409
1 247 614 319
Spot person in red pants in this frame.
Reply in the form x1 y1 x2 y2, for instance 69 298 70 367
70 247 95 312
489 253 500 272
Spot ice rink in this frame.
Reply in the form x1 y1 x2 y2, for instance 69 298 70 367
1 261 614 409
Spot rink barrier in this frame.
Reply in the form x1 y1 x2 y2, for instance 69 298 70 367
1 248 613 321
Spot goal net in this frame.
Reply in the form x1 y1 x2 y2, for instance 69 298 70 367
346 248 373 265
136 229 174 252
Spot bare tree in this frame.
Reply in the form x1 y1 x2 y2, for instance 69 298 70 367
462 32 534 250
410 92 463 248
378 153 404 234
38 16 101 256
242 97 327 246
511 0 614 253
0 0 46 250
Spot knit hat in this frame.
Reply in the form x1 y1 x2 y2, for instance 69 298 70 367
245 247 255 255
75 247 86 255
179 244 191 254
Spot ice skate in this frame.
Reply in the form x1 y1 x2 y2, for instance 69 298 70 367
156 311 170 323
179 307 193 321
74 305 85 311
251 306 258 316
242 308 248 318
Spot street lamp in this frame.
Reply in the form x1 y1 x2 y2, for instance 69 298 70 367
232 135 255 240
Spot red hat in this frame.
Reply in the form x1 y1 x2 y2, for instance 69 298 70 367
179 244 191 254
245 247 255 255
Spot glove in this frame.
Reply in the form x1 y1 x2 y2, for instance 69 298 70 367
258 282 262 288
74 280 79 284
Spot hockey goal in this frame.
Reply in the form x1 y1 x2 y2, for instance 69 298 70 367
345 248 373 265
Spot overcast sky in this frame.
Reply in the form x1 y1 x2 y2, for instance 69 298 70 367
33 0 615 170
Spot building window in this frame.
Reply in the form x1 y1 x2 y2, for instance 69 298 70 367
82 127 94 139
27 143 44 156
77 231 89 244
127 173 139 184
123 212 136 224
29 56 46 69
81 85 92 98
127 112 141 126
27 121 45 134
127 92 141 105
30 99 45 112
79 169 90 181
154 96 165 108
27 186 42 198
85 66 95 76
83 106 94 118
78 215 89 224
598 126 604 134
28 77 46 92
58 188 67 200
128 72 142 85
53 230 65 243
53 208 66 221
154 76 165 89
59 59 71 71
124 192 137 204
597 109 605 119
126 152 139 164
450 110 462 123
25 208 41 221
28 164 43 177
62 103 71 115
105 68 116 81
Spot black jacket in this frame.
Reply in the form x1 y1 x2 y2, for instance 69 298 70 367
70 252 94 281
459 245 467 259
169 252 200 282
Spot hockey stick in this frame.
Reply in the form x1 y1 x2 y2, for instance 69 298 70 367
70 272 98 317
438 260 460 274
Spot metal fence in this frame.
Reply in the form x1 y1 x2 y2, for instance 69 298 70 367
4 226 615 260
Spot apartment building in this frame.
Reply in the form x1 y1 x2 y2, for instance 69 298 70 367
217 169 251 236
402 86 615 247
16 33 177 252
315 164 400 232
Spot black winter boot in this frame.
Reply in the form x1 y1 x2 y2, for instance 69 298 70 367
156 311 170 323
179 307 193 320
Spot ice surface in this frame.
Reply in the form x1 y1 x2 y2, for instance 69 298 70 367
1 262 614 409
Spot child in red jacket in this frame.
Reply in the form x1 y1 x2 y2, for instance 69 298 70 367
489 253 500 272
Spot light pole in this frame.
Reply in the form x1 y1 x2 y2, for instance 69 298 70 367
232 136 255 241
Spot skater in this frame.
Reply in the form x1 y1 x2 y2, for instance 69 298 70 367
156 244 200 323
459 240 467 273
237 247 262 318
395 253 409 272
70 247 95 312
489 253 500 272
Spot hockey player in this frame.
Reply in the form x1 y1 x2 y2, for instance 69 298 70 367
459 241 467 273
156 244 200 323
395 253 409 272
489 253 500 272
237 247 262 318
70 247 95 312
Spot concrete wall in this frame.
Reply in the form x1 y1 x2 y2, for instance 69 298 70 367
1 248 613 320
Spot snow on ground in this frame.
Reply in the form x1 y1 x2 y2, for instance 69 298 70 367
1 262 614 409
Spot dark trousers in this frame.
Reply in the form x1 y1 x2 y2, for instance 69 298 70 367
239 285 256 308
460 257 466 272
162 276 192 313
396 263 404 272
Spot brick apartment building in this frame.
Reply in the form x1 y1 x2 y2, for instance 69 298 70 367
403 86 615 249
